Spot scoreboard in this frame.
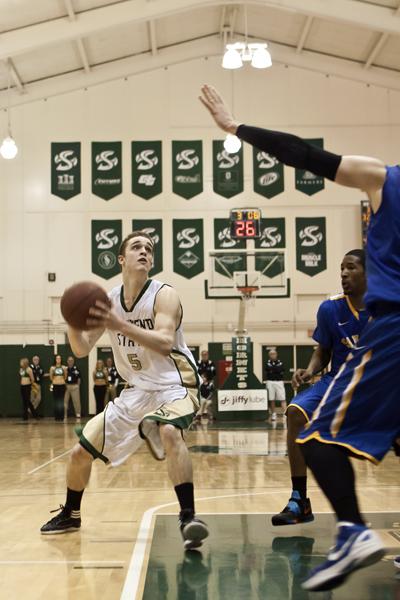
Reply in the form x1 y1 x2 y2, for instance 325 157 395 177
229 208 261 239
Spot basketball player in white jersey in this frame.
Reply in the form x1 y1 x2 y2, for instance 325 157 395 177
40 231 209 550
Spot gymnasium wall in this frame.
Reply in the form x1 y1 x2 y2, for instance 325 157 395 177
1 55 399 390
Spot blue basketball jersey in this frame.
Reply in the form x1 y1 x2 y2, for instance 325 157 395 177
365 166 400 309
313 295 369 376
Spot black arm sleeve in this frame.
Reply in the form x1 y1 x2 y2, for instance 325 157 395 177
236 124 342 182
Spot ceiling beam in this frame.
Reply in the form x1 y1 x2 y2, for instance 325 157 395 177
296 15 313 54
1 0 400 63
6 59 25 94
148 20 158 56
364 33 389 70
2 35 400 111
63 0 76 22
76 38 90 73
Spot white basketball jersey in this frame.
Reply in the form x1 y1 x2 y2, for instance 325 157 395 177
107 280 199 391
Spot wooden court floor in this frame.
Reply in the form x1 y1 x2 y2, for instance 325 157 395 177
0 418 398 600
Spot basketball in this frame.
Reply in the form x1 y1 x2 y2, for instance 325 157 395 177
60 281 111 331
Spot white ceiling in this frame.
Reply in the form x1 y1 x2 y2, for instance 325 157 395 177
1 0 400 106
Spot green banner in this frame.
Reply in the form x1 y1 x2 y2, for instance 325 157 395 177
172 141 203 199
295 139 325 196
296 217 326 277
91 220 122 280
253 149 284 198
214 218 246 278
222 336 263 390
51 142 81 200
132 219 163 276
255 218 286 278
213 141 243 198
132 141 162 200
173 219 204 279
92 142 122 200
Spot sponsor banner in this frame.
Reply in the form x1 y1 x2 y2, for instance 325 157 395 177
131 219 163 276
296 217 327 276
172 141 203 199
51 142 81 200
91 220 122 280
214 218 246 278
131 141 162 200
253 149 284 198
213 140 243 198
92 142 122 200
295 138 325 196
173 219 204 279
218 430 269 455
218 389 268 411
361 200 371 248
255 218 286 278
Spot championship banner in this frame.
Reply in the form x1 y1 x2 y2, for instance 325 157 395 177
214 218 246 278
132 219 163 276
255 218 286 278
253 149 284 198
91 220 122 280
296 217 326 277
92 142 122 200
295 139 325 196
213 140 243 198
173 219 204 279
172 141 203 199
132 141 162 200
361 200 371 248
51 142 81 200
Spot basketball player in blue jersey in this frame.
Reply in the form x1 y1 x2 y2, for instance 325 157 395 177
200 84 400 590
41 231 209 550
272 249 368 526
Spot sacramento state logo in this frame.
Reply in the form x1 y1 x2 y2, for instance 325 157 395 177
98 251 116 270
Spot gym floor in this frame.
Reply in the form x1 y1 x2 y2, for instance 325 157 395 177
0 419 398 599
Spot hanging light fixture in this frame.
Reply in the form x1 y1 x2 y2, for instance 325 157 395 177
0 60 18 160
224 133 242 154
221 5 272 71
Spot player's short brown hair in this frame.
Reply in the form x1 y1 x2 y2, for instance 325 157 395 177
118 231 154 257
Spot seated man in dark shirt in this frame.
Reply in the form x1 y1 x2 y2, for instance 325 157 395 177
197 350 216 382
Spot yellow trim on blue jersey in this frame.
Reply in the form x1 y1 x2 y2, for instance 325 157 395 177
296 431 380 465
287 403 310 423
329 293 345 301
306 361 348 427
345 295 359 320
330 350 372 438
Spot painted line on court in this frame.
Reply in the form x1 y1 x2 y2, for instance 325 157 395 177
28 449 72 474
120 489 284 600
0 560 124 565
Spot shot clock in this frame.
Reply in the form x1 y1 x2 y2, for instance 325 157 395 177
229 208 261 239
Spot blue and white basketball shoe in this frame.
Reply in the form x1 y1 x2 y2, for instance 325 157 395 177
302 522 385 591
394 555 400 569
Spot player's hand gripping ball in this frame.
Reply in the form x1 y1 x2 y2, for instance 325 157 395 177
60 281 111 331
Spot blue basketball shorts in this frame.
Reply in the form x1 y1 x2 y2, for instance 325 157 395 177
287 374 333 422
297 313 400 464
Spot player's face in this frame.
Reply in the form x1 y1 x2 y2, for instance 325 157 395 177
341 255 366 296
119 236 154 274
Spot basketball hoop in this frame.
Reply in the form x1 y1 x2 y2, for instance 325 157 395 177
237 286 259 300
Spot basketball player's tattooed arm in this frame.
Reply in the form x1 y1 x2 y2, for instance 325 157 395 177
88 287 180 356
200 84 387 210
67 326 105 358
292 345 331 389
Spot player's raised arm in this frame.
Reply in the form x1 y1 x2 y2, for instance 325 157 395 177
199 84 386 207
87 286 181 356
